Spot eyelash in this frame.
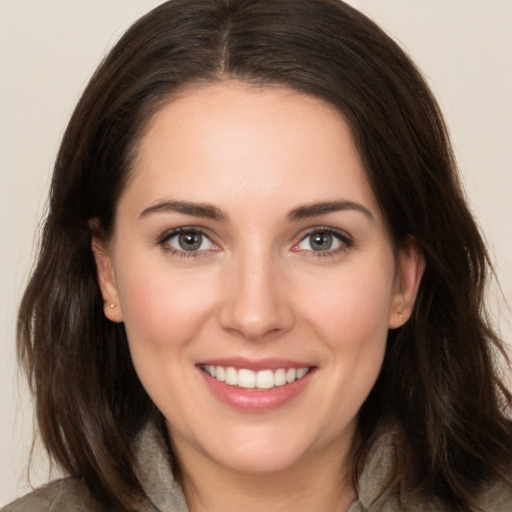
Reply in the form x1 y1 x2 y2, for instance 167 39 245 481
294 226 353 258
156 226 353 258
157 227 217 259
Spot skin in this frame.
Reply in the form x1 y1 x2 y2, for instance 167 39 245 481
93 81 424 512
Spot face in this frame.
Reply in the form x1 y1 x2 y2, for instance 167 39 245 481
93 81 423 477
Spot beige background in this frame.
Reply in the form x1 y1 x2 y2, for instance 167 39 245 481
1 0 511 506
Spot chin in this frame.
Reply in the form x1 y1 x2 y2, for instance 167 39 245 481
210 445 309 474
198 424 326 475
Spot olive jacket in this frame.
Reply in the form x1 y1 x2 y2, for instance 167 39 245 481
3 421 511 511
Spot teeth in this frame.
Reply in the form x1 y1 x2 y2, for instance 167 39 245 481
296 367 308 379
215 366 225 382
203 365 310 390
256 370 274 389
238 369 256 388
225 367 238 385
274 368 287 386
286 368 296 383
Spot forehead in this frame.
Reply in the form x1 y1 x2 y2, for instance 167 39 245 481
121 81 380 221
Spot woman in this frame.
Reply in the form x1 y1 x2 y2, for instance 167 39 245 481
4 0 512 511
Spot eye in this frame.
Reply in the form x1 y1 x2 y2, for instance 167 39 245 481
295 228 351 253
162 229 214 253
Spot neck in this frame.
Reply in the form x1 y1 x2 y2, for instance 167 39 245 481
172 433 357 512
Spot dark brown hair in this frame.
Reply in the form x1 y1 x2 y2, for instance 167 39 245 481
18 0 512 510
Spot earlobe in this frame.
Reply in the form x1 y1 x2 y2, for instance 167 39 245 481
389 238 425 329
90 227 123 323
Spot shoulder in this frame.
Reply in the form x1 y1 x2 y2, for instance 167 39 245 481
358 428 512 511
1 478 104 512
2 419 187 512
477 478 512 511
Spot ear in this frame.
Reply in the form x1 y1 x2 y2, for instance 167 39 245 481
90 225 123 323
388 237 425 329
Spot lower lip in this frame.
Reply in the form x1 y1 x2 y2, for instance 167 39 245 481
199 368 314 412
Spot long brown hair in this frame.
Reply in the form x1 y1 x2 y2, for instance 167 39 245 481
18 0 512 510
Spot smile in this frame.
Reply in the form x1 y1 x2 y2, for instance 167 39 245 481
202 365 311 390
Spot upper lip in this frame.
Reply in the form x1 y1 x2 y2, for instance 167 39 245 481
197 357 314 372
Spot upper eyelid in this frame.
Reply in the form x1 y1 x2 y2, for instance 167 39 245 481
296 226 352 243
157 226 216 245
156 225 352 250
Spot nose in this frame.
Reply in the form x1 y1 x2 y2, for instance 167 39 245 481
218 250 295 341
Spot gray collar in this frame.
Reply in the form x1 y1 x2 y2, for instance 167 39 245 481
133 421 410 512
133 420 508 512
134 421 189 512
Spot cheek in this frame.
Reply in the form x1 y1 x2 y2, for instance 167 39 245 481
303 261 395 344
299 258 395 397
113 262 222 418
115 260 220 354
301 266 393 428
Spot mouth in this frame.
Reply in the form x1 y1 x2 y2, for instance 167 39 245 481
198 359 316 411
201 364 311 390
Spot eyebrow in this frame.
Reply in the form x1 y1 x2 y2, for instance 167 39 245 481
139 200 229 221
139 199 373 223
286 200 374 222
